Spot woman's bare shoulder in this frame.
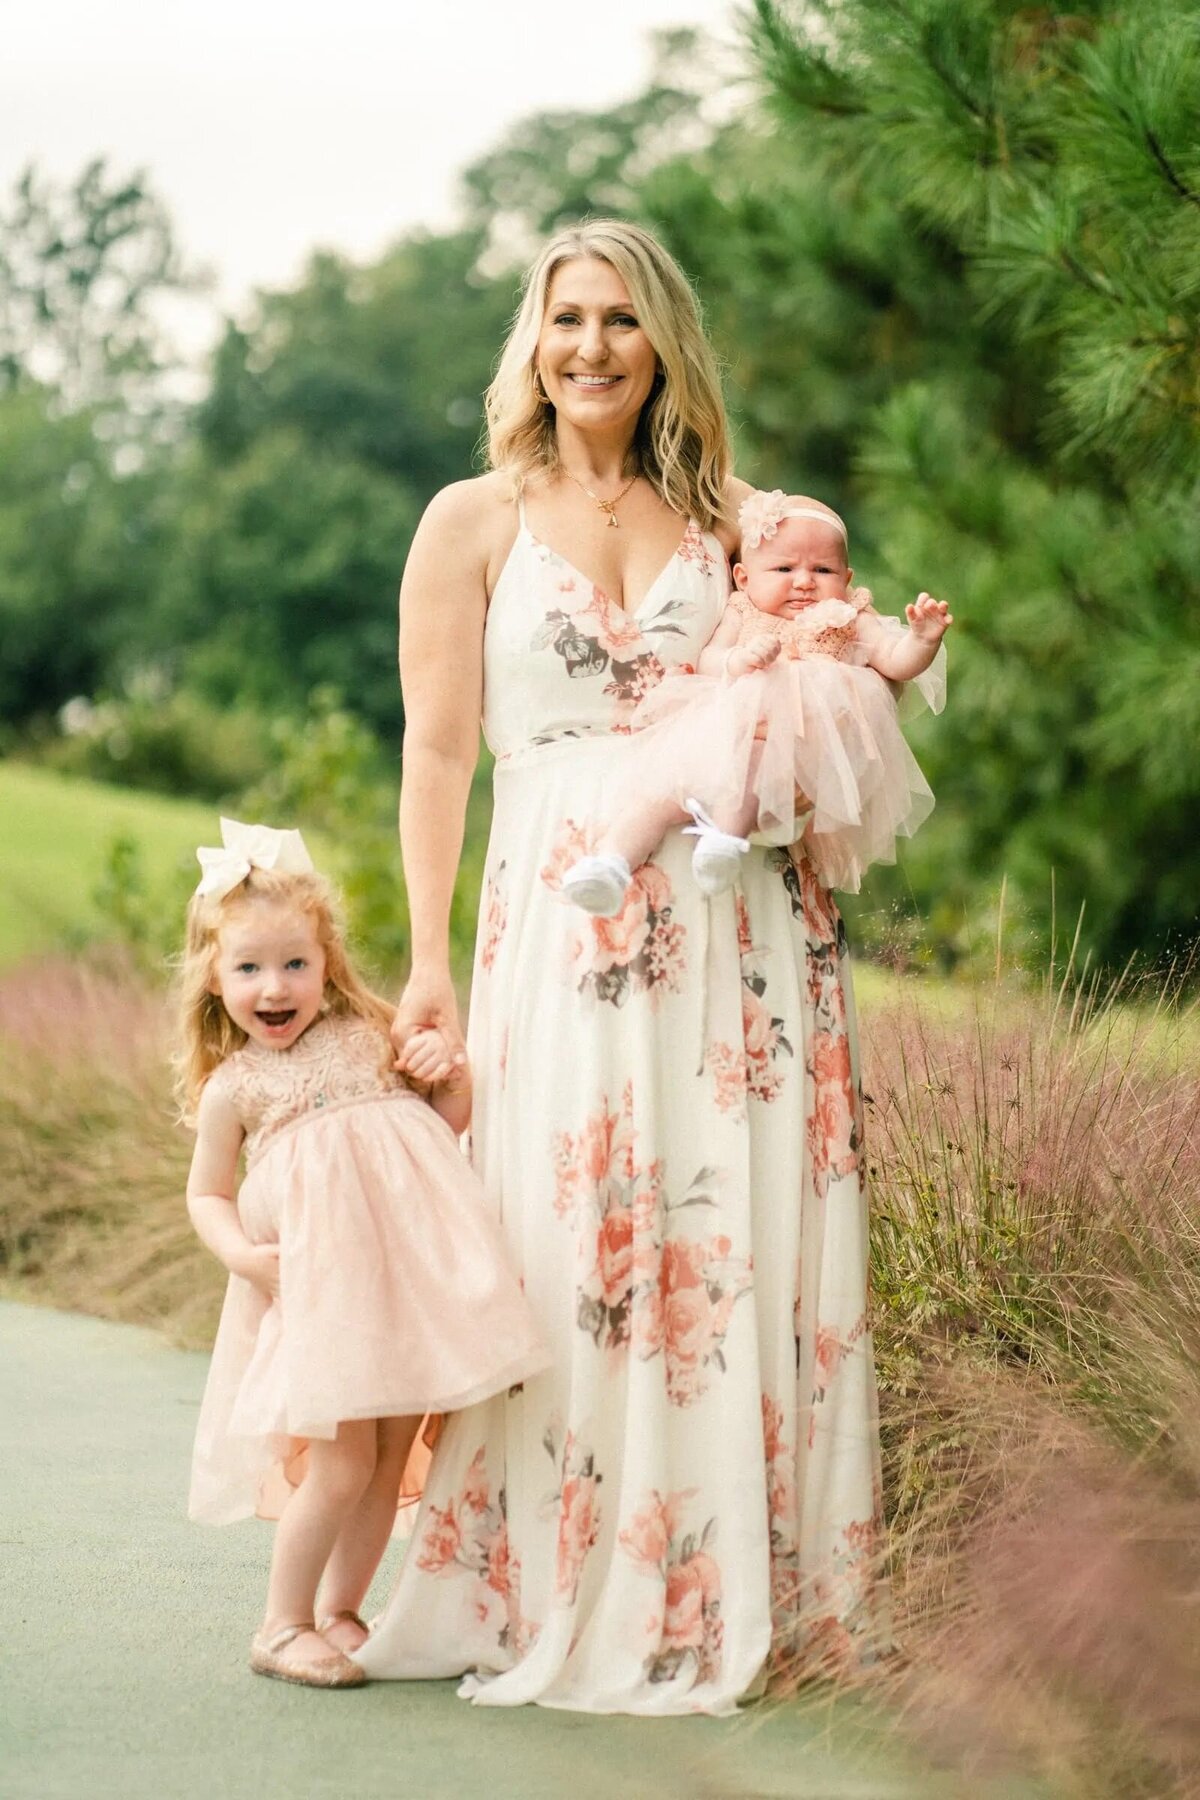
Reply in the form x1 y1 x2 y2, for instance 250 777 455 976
420 470 514 537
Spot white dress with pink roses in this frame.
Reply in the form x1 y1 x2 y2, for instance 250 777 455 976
359 498 891 1714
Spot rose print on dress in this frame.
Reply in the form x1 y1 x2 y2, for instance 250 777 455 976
528 540 697 733
480 860 508 972
552 1082 752 1404
774 847 863 1199
703 896 794 1113
541 1420 603 1605
542 820 687 1008
415 1446 538 1655
674 519 719 574
620 1488 724 1685
783 1495 886 1681
761 1393 800 1643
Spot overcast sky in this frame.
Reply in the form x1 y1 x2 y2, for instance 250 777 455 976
3 0 737 316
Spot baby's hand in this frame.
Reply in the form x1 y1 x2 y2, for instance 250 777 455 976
403 1026 465 1088
905 593 953 642
728 634 781 678
240 1243 280 1300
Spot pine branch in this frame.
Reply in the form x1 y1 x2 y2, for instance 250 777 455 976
1143 129 1200 208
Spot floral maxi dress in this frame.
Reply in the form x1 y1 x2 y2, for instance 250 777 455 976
359 503 890 1714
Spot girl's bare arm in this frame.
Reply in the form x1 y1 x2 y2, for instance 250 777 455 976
186 1083 278 1296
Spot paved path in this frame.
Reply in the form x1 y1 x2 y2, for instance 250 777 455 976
1 1302 995 1800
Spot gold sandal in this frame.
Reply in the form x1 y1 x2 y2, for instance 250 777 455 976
249 1621 366 1688
316 1609 371 1650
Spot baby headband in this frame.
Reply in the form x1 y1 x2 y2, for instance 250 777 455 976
195 816 315 901
738 489 848 554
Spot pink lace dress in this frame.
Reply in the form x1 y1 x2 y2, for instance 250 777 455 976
188 1013 549 1525
628 586 939 893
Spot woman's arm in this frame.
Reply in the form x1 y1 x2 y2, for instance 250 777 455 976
186 1082 277 1296
715 475 757 559
392 479 497 1076
695 608 743 673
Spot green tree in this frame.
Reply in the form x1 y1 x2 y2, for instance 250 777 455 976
0 159 196 426
0 386 168 721
157 430 417 736
738 0 1200 965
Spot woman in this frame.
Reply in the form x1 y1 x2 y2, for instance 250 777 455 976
359 221 889 1714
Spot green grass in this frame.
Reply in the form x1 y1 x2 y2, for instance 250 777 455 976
0 762 221 967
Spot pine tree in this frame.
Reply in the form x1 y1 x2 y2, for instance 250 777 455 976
736 0 1200 965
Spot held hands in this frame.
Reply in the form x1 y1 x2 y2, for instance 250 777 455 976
391 971 466 1084
905 593 953 643
404 1025 471 1092
727 634 782 679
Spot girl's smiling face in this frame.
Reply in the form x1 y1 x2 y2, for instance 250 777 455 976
735 516 853 618
210 900 327 1049
535 256 659 434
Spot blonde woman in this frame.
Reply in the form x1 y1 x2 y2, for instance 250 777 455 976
362 221 890 1711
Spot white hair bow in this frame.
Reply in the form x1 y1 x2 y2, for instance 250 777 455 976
194 816 315 901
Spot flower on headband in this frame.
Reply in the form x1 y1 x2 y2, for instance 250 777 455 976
738 489 790 554
738 489 849 554
195 816 315 901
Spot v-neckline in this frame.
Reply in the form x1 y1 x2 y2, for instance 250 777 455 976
523 522 694 618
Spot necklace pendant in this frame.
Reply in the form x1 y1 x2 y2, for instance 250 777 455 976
599 502 618 528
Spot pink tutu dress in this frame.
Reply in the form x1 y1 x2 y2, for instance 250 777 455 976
188 1013 549 1525
627 585 943 893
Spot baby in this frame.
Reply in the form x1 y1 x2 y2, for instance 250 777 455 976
563 489 952 908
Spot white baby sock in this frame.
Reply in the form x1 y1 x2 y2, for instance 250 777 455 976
561 853 633 917
683 799 750 898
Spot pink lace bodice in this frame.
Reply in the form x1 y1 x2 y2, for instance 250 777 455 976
207 1014 414 1165
728 585 871 662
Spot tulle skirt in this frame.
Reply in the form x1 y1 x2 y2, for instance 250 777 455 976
625 657 934 893
188 1093 550 1525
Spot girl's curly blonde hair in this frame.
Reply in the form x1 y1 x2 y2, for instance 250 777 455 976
174 867 393 1122
486 219 732 533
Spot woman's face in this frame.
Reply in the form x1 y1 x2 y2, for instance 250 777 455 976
535 257 659 438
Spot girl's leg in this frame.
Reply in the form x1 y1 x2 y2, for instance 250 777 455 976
260 1418 379 1669
317 1414 424 1650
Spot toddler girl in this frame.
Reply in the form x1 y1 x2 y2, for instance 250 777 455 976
563 489 952 907
181 818 547 1688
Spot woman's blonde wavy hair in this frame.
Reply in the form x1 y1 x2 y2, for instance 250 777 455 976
486 220 732 533
174 867 394 1123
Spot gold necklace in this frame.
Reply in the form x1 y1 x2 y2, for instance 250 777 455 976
560 465 639 528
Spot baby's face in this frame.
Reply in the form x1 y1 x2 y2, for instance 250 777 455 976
735 516 851 618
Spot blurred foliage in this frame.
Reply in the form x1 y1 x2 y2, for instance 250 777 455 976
238 688 489 986
1 8 1198 969
45 680 274 799
0 158 196 423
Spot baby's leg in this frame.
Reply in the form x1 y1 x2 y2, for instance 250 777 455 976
317 1414 424 1650
258 1419 379 1670
604 793 690 873
562 792 688 917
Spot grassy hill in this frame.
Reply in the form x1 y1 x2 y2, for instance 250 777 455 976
0 762 220 967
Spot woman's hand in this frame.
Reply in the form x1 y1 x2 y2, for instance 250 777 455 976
391 969 466 1083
